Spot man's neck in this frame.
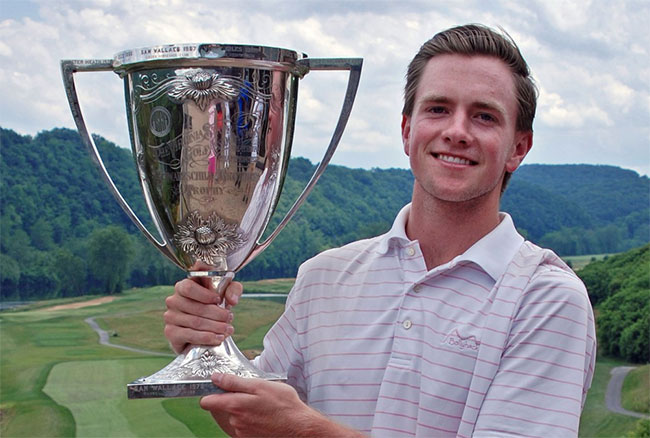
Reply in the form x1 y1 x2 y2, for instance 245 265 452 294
406 188 502 270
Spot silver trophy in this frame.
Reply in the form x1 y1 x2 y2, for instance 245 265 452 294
61 44 362 398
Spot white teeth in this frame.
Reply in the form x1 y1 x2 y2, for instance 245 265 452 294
437 154 472 165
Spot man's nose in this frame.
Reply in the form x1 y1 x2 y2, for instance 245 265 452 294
443 112 472 146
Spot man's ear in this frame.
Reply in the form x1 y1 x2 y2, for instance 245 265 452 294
401 114 411 157
506 130 533 173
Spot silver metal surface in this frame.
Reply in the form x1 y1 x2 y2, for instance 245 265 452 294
61 44 362 398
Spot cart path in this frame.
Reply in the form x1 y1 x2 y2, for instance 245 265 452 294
606 366 649 418
85 316 174 357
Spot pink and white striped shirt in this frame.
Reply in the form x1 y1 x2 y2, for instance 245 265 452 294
255 204 596 437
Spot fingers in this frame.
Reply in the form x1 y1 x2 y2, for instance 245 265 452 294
165 292 228 322
176 277 221 305
163 278 244 353
164 325 221 354
224 281 242 308
174 278 242 308
163 311 234 353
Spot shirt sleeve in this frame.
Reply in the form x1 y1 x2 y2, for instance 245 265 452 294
252 267 308 400
473 266 597 437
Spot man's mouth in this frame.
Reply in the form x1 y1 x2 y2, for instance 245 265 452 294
433 153 476 166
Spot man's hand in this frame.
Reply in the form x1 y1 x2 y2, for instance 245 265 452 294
163 278 243 354
200 374 365 438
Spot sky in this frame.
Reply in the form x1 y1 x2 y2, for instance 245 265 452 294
1 0 649 176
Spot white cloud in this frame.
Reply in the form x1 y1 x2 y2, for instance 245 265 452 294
539 88 613 128
0 0 648 176
604 81 635 111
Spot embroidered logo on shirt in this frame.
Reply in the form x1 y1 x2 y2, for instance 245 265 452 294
441 328 480 351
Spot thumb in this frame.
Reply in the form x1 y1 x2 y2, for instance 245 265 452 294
212 373 258 394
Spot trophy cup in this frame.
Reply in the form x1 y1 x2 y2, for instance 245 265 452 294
61 44 362 398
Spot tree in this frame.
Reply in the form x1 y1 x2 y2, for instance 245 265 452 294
52 248 87 297
0 253 20 299
87 226 135 294
28 217 55 251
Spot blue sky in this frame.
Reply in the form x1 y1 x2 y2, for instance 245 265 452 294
1 0 648 176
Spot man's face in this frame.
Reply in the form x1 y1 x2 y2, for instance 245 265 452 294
401 54 532 205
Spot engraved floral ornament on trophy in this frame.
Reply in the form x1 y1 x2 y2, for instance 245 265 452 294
61 44 362 398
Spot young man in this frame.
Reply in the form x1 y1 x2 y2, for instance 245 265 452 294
164 24 596 437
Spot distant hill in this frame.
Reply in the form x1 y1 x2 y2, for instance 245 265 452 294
1 127 648 299
514 164 647 224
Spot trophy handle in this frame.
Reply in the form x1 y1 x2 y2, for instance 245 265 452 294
60 59 182 269
248 58 363 261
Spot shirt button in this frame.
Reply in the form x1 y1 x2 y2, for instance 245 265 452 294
402 319 412 330
405 247 416 256
413 284 422 293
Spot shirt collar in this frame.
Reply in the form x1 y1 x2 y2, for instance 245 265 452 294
378 203 412 254
378 203 523 281
455 212 524 281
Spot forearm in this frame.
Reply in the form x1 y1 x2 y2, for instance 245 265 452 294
295 407 366 438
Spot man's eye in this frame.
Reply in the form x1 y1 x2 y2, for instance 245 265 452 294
477 113 496 122
428 106 446 114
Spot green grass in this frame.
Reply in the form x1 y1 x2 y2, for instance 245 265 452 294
43 359 196 437
1 317 127 436
564 253 615 271
622 365 650 414
162 398 227 438
0 284 288 437
579 357 642 437
240 278 294 294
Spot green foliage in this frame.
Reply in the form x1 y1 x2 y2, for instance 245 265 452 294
628 419 650 438
1 127 649 298
513 164 649 224
51 248 87 297
579 245 649 305
87 226 135 294
239 163 414 279
504 164 649 254
578 245 650 363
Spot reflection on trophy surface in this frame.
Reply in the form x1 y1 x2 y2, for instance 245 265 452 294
61 44 362 398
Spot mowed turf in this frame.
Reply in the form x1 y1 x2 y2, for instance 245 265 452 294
1 283 287 437
43 359 205 437
578 357 641 437
622 364 650 414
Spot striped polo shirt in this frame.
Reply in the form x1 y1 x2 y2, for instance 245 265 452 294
255 204 596 437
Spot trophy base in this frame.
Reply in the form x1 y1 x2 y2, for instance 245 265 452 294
127 339 286 399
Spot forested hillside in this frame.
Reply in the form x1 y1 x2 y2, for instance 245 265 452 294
577 244 649 363
504 164 650 254
1 127 648 300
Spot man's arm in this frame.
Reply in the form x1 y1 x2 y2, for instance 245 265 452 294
473 268 597 437
200 374 365 438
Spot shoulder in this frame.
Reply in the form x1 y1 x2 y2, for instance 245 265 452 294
514 241 593 316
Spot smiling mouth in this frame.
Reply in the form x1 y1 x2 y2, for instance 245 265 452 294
434 153 477 166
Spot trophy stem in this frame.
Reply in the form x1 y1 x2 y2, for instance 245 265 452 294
127 272 286 399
